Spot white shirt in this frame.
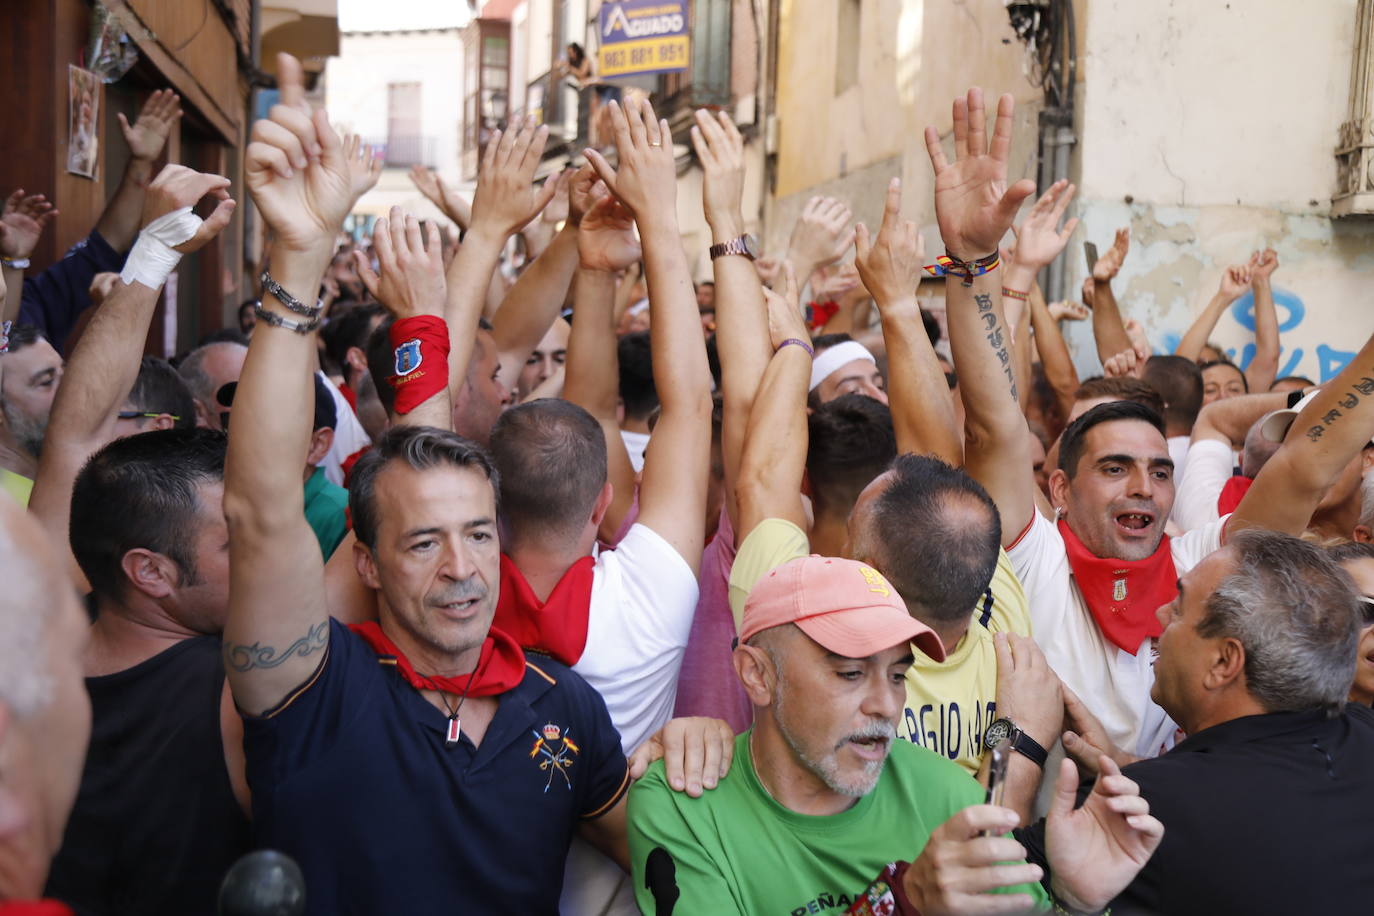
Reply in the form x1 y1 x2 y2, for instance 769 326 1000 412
561 522 699 916
317 372 371 486
620 429 650 473
1010 510 1228 759
1167 435 1191 477
1172 438 1235 533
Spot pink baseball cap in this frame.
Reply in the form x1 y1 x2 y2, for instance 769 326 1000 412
741 555 946 662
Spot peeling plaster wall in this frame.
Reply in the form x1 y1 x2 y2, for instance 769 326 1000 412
1066 0 1374 383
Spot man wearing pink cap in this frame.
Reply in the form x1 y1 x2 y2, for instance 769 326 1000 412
627 551 1163 915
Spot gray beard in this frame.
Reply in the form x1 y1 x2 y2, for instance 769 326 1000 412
1 399 47 459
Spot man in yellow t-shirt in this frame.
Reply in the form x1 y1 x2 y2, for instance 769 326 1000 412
729 456 1061 817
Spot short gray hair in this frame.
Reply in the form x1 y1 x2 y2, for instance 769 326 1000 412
1198 529 1359 712
177 341 245 404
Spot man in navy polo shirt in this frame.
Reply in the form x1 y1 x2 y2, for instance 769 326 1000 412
222 56 630 915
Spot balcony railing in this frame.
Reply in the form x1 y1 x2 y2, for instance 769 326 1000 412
365 135 439 168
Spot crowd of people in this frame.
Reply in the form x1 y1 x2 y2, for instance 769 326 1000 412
1 51 1372 916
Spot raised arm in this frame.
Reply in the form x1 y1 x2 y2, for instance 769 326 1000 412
1 190 58 317
925 88 1036 546
408 164 471 231
95 90 182 252
1230 331 1374 538
222 55 355 715
1029 288 1082 420
785 196 853 302
490 176 583 394
855 177 961 464
1087 228 1133 365
1175 264 1250 362
586 98 713 574
736 267 810 535
691 108 771 532
444 118 558 395
29 165 234 561
563 188 642 542
354 207 452 430
1246 248 1280 392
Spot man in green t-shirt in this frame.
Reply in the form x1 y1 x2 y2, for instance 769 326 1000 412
628 553 1163 915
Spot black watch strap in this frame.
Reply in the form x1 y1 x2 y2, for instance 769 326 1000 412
1009 726 1048 768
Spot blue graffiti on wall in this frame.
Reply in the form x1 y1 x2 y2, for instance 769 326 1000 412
1158 288 1353 382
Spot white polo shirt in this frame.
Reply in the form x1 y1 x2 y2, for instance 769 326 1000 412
562 522 700 916
1009 510 1228 759
1172 438 1235 533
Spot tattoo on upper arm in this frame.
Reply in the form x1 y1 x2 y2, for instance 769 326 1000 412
224 621 329 673
975 293 1019 401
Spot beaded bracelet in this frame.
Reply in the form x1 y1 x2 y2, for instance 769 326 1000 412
0 320 11 355
1001 286 1029 301
778 337 815 356
254 302 321 334
922 251 1000 287
260 270 324 318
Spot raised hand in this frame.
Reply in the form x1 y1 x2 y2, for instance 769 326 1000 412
141 164 236 253
1044 757 1164 911
119 89 182 162
1061 684 1137 778
902 805 1041 915
811 262 862 302
763 262 806 350
787 195 854 274
0 190 59 260
1048 300 1090 322
584 97 677 222
567 165 600 228
469 115 558 238
1217 263 1252 301
577 193 642 272
354 206 446 319
341 134 383 205
1102 345 1147 380
1011 179 1078 272
409 163 472 229
538 169 572 226
923 88 1036 261
992 632 1063 755
1249 247 1279 284
691 108 746 230
244 54 352 256
1092 227 1130 282
754 255 783 289
854 177 926 309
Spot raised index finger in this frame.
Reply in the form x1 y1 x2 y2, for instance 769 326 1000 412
878 177 902 238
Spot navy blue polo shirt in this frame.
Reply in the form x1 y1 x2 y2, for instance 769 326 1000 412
243 619 630 916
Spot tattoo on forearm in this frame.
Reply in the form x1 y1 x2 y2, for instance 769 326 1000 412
1304 375 1374 442
974 293 1019 401
224 622 329 672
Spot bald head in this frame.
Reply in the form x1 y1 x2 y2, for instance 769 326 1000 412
177 342 247 430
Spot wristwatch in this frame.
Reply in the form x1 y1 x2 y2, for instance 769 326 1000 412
708 233 760 261
984 718 1048 768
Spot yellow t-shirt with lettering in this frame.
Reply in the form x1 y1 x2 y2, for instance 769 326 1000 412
728 519 1031 776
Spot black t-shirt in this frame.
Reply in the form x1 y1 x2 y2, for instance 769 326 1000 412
1020 705 1374 915
46 635 251 915
242 619 629 916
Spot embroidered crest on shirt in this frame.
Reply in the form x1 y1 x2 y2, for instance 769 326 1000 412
529 723 580 791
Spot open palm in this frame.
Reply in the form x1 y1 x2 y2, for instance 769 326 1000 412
578 195 641 272
119 89 181 162
924 89 1035 261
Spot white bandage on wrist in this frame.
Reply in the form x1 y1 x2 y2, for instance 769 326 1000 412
119 206 203 290
809 340 876 392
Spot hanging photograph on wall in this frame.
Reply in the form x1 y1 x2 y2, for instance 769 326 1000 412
67 64 100 178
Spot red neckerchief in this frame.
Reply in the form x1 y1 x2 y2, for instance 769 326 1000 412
492 554 597 667
349 621 525 696
338 382 358 411
1058 518 1177 655
1217 475 1252 516
807 300 840 330
0 903 75 916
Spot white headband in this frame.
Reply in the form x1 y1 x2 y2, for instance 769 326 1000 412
809 340 876 392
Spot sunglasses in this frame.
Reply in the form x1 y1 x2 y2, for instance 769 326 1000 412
1359 595 1374 626
116 410 181 422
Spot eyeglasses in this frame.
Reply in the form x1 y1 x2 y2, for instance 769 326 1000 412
116 411 181 421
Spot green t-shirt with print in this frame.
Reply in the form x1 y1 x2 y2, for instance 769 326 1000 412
628 730 1049 915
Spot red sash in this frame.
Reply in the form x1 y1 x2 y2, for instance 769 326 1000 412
349 621 525 696
1217 475 1252 517
492 554 597 667
0 904 75 916
1058 519 1178 655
